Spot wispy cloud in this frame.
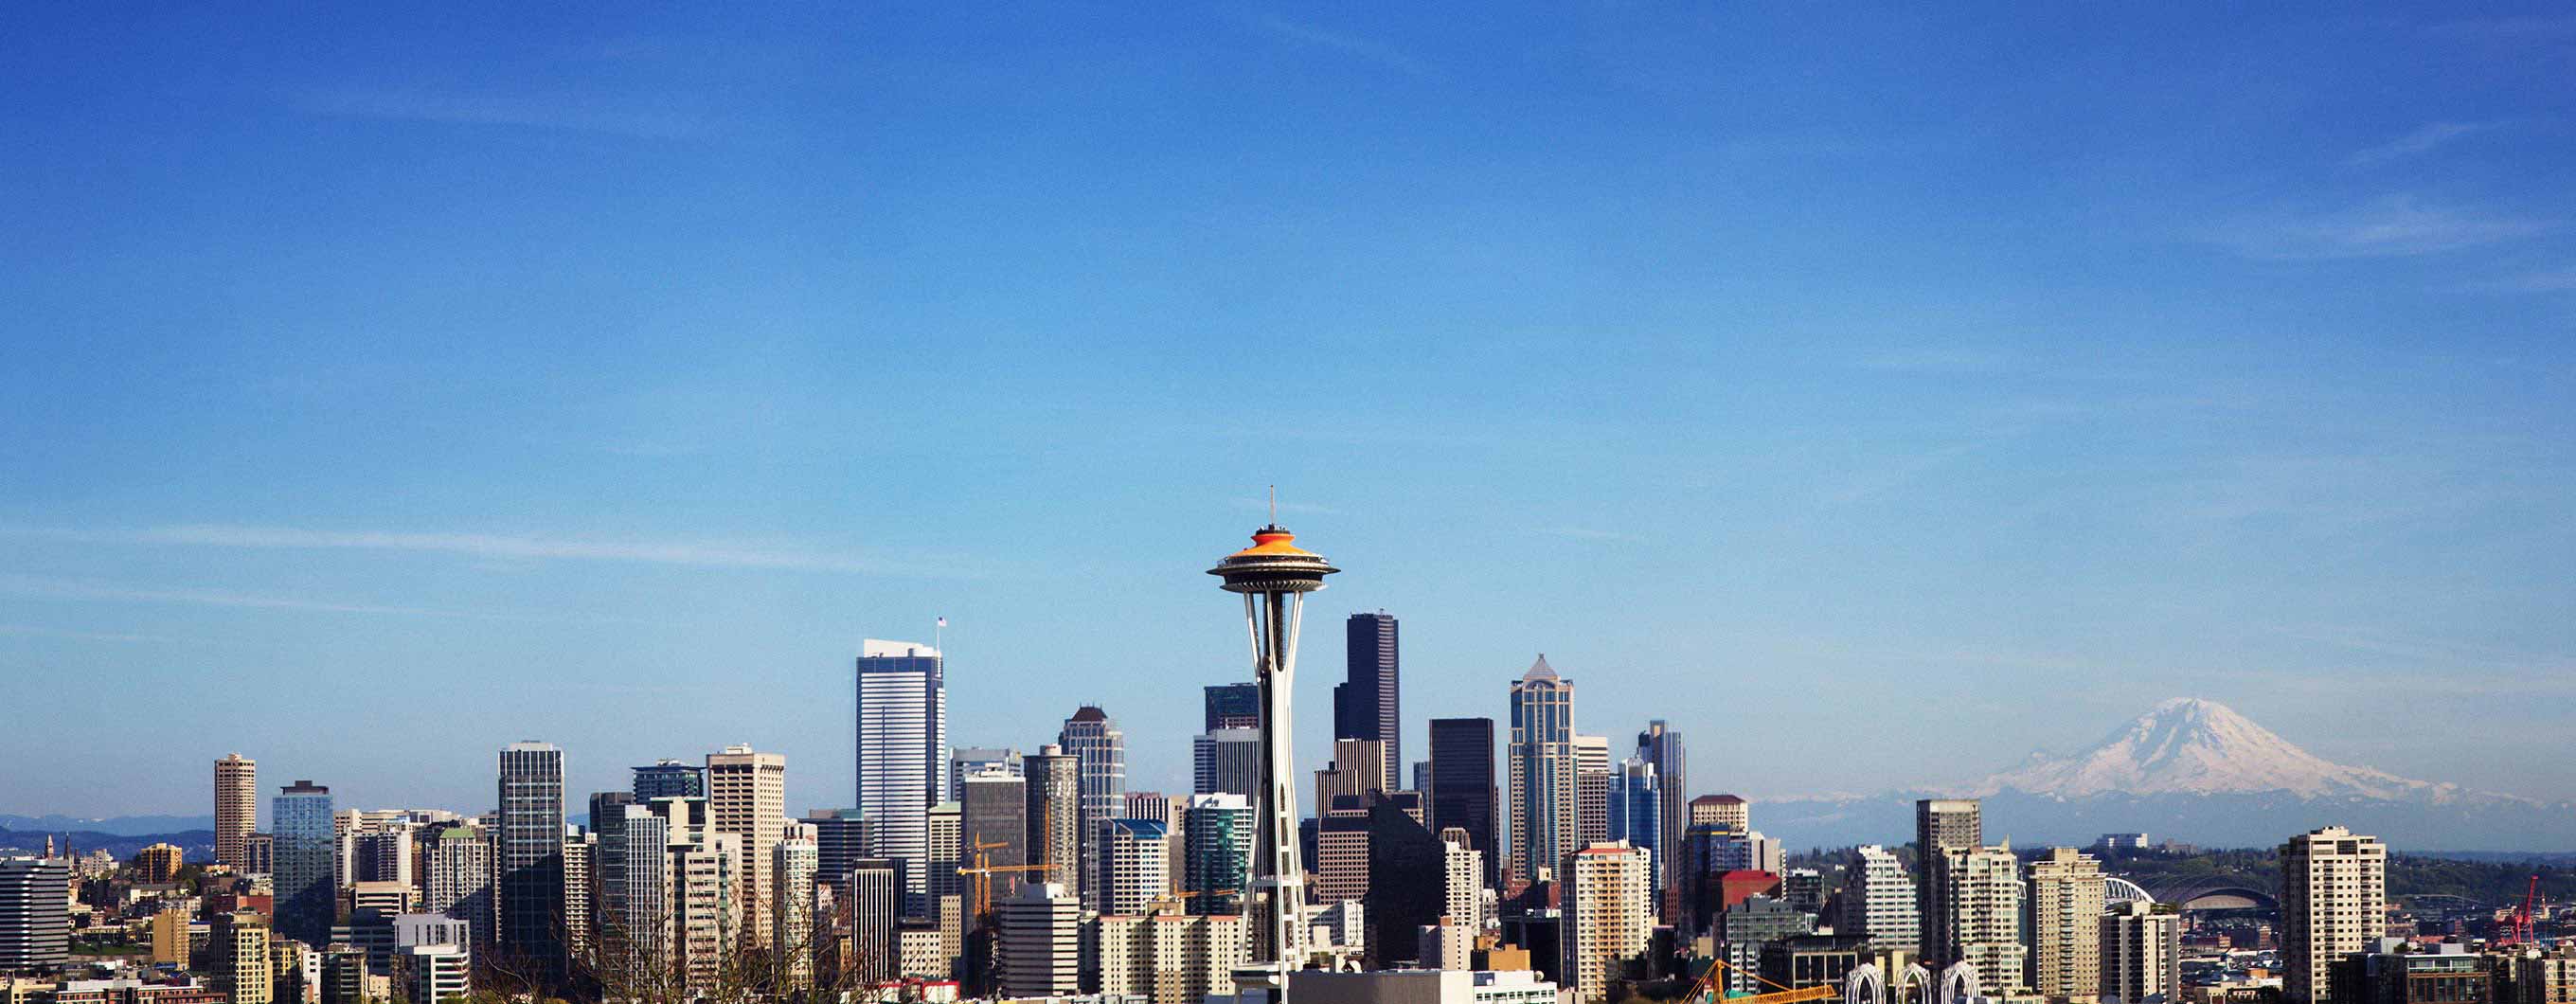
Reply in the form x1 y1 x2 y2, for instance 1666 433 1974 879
1855 348 2010 375
0 573 474 619
2346 121 2508 166
2464 265 2576 293
298 89 710 140
1534 527 1643 543
0 524 949 577
1252 15 1436 79
2208 195 2554 260
0 623 203 645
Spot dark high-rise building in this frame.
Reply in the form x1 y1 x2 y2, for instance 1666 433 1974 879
1637 721 1687 919
272 780 336 945
1334 613 1401 791
807 809 873 894
632 760 704 801
1362 791 1443 969
1427 717 1499 885
959 772 1029 919
1023 745 1082 901
1915 798 1982 967
586 791 633 947
498 743 567 985
1203 683 1260 731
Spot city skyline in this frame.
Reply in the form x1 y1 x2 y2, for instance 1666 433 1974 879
7 5 2575 820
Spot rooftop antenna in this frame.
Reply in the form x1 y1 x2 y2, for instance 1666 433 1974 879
936 616 947 656
1268 484 1277 524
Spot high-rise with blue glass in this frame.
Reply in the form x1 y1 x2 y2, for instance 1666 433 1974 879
856 639 947 919
272 780 335 945
497 743 565 985
1508 655 1577 887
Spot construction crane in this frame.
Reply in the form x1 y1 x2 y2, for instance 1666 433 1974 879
1681 953 1841 1004
2497 874 2543 947
956 840 1055 922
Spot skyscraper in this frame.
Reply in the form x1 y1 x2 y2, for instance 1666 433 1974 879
856 639 948 920
2100 901 2181 1004
1100 818 1172 916
215 754 258 870
1836 845 1919 955
425 826 492 949
1573 735 1612 856
1204 682 1261 731
1607 757 1660 901
1915 798 1981 965
2281 826 2387 1004
497 742 567 983
0 855 72 973
1183 793 1254 917
1634 722 1686 917
1426 717 1498 886
1057 707 1126 913
1334 612 1400 792
1563 843 1653 1004
1362 792 1444 970
1024 745 1082 898
1193 728 1261 798
2028 847 2105 1002
633 760 706 802
706 744 786 947
1507 655 1576 887
588 790 634 945
1936 845 2025 995
948 747 1023 803
272 780 336 945
1208 518 1338 998
993 884 1082 998
774 824 818 989
960 770 1029 919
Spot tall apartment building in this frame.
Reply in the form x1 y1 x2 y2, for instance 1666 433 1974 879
0 855 73 972
1937 845 2026 995
1635 722 1686 917
1507 655 1577 887
2100 901 2181 1004
216 754 259 870
562 834 595 960
1094 910 1250 1004
993 884 1082 998
1837 845 1920 955
671 829 743 996
209 911 273 1004
2027 847 2104 1002
1101 818 1172 916
1426 717 1498 886
273 780 337 946
2281 826 2387 1004
1563 842 1654 1004
1915 798 1982 966
1335 612 1401 792
616 804 671 977
1024 745 1082 898
497 743 567 982
1125 791 1188 894
1573 736 1613 854
425 826 492 947
706 744 787 947
855 639 948 919
1183 794 1253 917
1193 728 1261 798
1440 828 1486 932
1058 707 1126 913
774 825 818 990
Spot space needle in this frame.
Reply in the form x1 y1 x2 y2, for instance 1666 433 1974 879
1209 511 1338 1001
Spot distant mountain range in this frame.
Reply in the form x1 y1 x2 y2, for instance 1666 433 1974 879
0 814 217 835
1760 698 2576 852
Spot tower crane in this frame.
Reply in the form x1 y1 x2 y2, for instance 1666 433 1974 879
1680 953 1841 1004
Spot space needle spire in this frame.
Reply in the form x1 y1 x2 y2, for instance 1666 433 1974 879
1209 513 1338 1000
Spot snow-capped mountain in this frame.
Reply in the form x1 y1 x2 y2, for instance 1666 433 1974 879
1758 698 2569 851
1972 697 2466 801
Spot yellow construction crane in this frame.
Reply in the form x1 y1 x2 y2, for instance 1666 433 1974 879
1682 954 1840 1004
956 840 1054 921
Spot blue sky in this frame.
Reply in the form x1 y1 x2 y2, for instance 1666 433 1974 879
4 5 2572 825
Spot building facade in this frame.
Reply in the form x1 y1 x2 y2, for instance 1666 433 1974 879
1058 707 1126 914
1427 717 1498 887
1506 656 1576 887
215 755 259 871
2099 901 2181 1004
1335 612 1402 792
273 781 336 946
0 856 72 973
1562 843 1653 1004
855 639 948 920
2027 847 2104 1002
705 744 787 947
2282 826 2388 1004
496 743 566 982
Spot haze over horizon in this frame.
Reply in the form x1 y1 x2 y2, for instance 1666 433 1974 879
5 6 2573 823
